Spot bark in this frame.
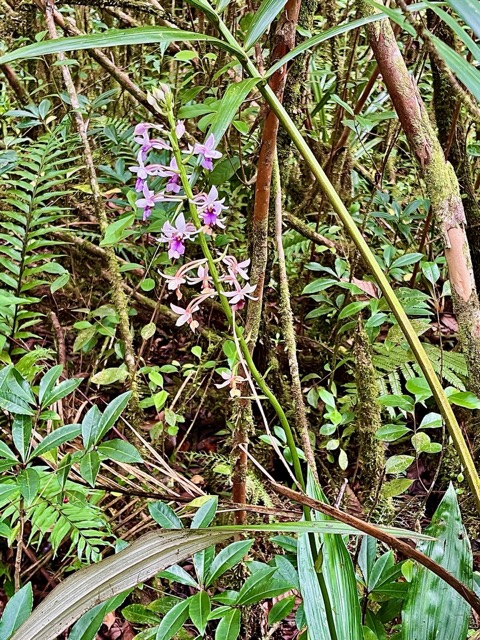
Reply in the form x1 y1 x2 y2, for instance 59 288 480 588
0 64 30 105
232 0 302 523
427 13 480 289
363 3 480 397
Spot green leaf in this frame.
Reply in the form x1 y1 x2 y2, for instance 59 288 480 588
214 608 240 640
419 412 443 429
51 272 70 294
31 424 81 459
244 0 288 49
0 440 18 461
385 455 414 475
122 604 161 625
378 394 414 413
206 539 253 586
159 564 199 588
405 376 432 403
149 501 183 529
90 367 129 386
68 591 131 640
305 475 363 640
207 78 259 148
402 484 472 640
12 415 32 461
141 322 156 340
235 567 290 606
97 439 143 463
0 27 242 65
268 595 296 625
267 13 386 77
100 214 135 247
411 432 442 454
191 496 218 529
431 34 480 103
338 301 369 320
189 591 211 634
297 533 333 640
381 478 414 498
10 530 231 640
375 424 411 442
81 405 102 450
390 253 423 269
448 391 480 410
0 583 33 639
444 0 480 39
79 451 101 487
155 597 190 640
42 378 82 408
39 365 63 405
96 392 132 442
18 468 40 504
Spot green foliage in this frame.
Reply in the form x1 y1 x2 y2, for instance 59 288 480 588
0 129 73 355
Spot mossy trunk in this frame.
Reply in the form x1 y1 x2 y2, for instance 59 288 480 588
363 2 480 397
427 12 480 290
353 319 386 501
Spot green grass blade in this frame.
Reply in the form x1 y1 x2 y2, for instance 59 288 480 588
244 0 288 50
0 28 241 66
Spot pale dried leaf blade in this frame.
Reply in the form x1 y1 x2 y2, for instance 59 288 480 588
11 530 230 640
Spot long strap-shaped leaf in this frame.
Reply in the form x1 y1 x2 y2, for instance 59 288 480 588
11 530 229 640
10 519 430 640
402 484 473 640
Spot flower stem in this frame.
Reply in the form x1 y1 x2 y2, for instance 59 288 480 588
165 106 306 492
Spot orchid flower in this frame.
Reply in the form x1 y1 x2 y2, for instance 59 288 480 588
187 264 214 294
190 134 222 170
159 212 198 259
221 281 257 310
136 185 176 220
175 120 185 139
223 256 251 280
160 259 207 299
170 291 215 333
192 186 227 230
134 130 171 161
147 157 182 194
215 369 247 397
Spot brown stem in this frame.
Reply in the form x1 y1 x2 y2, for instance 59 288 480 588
274 156 318 482
232 0 302 525
283 211 338 249
0 64 30 105
272 481 480 615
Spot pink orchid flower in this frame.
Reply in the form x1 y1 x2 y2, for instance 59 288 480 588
223 256 251 280
159 212 198 259
192 186 227 230
215 370 247 397
221 281 257 310
190 134 222 170
147 157 182 193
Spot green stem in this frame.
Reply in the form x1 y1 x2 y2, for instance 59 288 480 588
209 15 480 511
165 105 306 492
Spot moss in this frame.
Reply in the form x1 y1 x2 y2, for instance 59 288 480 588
353 319 388 503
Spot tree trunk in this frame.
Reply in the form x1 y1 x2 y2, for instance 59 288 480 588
363 2 480 397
